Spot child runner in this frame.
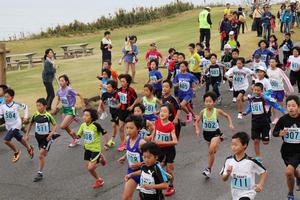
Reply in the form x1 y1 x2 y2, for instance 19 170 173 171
148 59 163 99
118 115 146 200
243 82 286 163
273 95 300 200
125 142 168 200
98 60 118 81
163 48 176 69
226 48 240 92
267 57 294 124
280 32 293 67
153 105 178 196
251 54 267 72
166 52 178 81
26 98 58 182
200 48 212 92
0 88 34 163
162 80 181 139
172 52 185 81
145 43 163 69
98 68 112 120
0 84 8 125
141 84 161 122
97 80 119 150
286 46 300 93
173 61 198 123
254 66 272 96
76 109 107 189
221 132 268 200
252 40 274 67
188 43 202 83
133 103 155 141
196 42 204 57
195 92 234 178
53 74 85 148
116 74 138 152
226 31 240 50
268 35 279 62
225 57 256 119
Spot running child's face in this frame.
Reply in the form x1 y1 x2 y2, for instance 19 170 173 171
103 62 109 69
150 62 157 71
126 122 139 138
285 35 290 40
236 60 244 69
253 86 262 97
159 106 170 120
257 70 265 79
286 100 299 117
269 37 275 42
196 45 201 51
180 63 187 73
172 54 178 62
143 87 151 97
231 138 247 155
269 59 277 69
229 34 234 39
59 78 67 87
255 58 261 63
204 51 210 58
150 46 155 51
133 107 143 117
224 48 230 53
36 102 46 113
232 52 239 59
106 84 113 93
143 151 157 166
178 55 184 62
293 49 299 57
210 56 217 64
120 78 127 88
83 111 92 123
4 93 13 103
162 82 171 96
260 42 267 49
188 46 194 53
204 96 215 109
102 72 108 79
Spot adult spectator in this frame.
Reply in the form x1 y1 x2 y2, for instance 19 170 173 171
100 31 112 67
253 4 263 37
237 7 246 34
122 35 138 83
220 14 231 50
198 7 212 48
42 48 56 111
277 4 286 33
261 5 272 40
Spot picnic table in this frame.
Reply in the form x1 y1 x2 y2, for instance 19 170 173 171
6 52 37 70
59 43 94 59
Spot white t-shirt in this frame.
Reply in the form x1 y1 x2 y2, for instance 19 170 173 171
200 58 211 75
288 55 300 72
254 77 272 93
251 61 267 72
220 155 266 200
0 102 28 130
225 66 254 91
267 68 285 91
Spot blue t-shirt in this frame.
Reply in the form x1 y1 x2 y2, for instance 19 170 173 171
149 70 163 90
0 97 4 105
252 48 274 66
101 78 111 94
173 72 198 97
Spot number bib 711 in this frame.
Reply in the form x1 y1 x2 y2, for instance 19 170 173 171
231 174 251 190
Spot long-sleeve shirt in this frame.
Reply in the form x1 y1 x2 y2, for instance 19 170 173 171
42 58 56 82
261 11 272 25
279 39 293 52
253 8 262 18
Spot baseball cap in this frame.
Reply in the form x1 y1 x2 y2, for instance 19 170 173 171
229 31 235 35
224 44 232 49
254 54 261 59
256 65 266 72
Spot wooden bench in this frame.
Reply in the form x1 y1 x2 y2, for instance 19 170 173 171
6 52 36 70
59 43 89 59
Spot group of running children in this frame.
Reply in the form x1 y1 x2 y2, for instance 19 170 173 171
1 32 300 200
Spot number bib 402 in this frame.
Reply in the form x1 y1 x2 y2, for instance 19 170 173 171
83 130 94 144
284 128 300 144
251 102 264 115
231 174 251 190
126 151 141 166
178 80 190 92
155 131 171 142
118 92 128 104
35 122 49 135
233 75 244 83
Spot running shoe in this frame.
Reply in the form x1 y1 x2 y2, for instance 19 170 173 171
232 97 237 103
33 172 43 182
164 186 176 196
100 153 106 166
107 138 115 147
255 157 263 163
12 150 21 163
287 194 295 200
93 178 104 189
117 143 126 152
187 113 193 124
272 118 279 125
202 167 211 178
296 178 300 191
52 134 61 140
68 139 80 148
237 113 243 119
100 112 108 120
28 145 34 159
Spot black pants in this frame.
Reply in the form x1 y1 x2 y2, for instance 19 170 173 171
254 18 262 36
283 51 291 66
43 81 55 110
280 21 284 33
238 22 245 34
200 28 211 48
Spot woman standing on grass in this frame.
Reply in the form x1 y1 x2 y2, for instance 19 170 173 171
121 36 138 83
42 48 56 111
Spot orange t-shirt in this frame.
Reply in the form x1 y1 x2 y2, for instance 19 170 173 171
110 67 118 81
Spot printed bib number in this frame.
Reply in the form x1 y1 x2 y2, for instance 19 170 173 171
155 131 171 142
210 68 220 77
140 128 150 139
224 62 231 69
284 128 300 144
231 175 251 190
150 75 157 82
4 111 17 121
118 92 128 104
270 79 280 90
35 122 49 135
60 96 69 107
176 69 181 75
83 130 94 144
127 151 141 165
203 120 219 131
291 63 299 71
233 75 244 83
260 54 267 62
283 44 289 51
251 102 264 115
190 58 196 66
145 103 155 114
107 98 118 108
179 80 190 92
139 171 156 194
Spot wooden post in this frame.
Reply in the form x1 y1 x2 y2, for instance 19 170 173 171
0 43 7 84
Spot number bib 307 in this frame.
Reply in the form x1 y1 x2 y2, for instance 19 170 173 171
284 128 300 144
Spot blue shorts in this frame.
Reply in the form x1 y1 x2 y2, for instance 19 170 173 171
271 90 285 102
4 129 23 142
127 168 140 184
144 114 157 122
178 93 193 103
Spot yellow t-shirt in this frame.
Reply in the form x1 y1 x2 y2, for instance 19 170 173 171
224 8 231 15
189 52 202 73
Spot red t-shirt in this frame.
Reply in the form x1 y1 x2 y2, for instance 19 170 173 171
168 60 176 72
145 50 162 63
154 119 175 148
116 87 137 110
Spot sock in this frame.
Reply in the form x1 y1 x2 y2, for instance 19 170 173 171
38 171 43 175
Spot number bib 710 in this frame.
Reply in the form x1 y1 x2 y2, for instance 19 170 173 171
284 128 300 144
155 131 171 142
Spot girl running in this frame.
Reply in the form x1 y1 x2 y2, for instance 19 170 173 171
148 59 163 99
286 46 300 93
140 84 161 122
252 40 274 67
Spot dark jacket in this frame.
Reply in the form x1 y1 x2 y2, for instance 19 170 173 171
42 59 56 82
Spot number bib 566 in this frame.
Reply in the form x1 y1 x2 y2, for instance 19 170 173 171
284 128 300 144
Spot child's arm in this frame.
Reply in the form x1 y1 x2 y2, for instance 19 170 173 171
195 111 203 137
47 124 58 141
125 170 142 182
52 97 60 114
221 165 233 182
77 93 86 109
97 100 104 114
218 109 234 130
242 100 252 116
255 171 268 193
146 121 155 141
24 123 34 141
265 96 286 114
280 68 294 93
143 182 168 190
155 129 178 146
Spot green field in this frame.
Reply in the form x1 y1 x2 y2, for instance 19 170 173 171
5 5 300 112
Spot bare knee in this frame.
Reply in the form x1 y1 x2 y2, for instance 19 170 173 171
4 140 10 145
286 166 295 178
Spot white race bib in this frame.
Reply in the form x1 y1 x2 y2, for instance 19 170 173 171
155 131 171 142
35 122 49 135
60 96 69 107
251 102 264 115
210 68 220 77
126 151 141 165
118 92 128 104
178 80 190 92
284 128 300 144
231 174 251 190
83 130 94 144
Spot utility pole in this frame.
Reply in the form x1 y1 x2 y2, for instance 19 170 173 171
0 43 7 84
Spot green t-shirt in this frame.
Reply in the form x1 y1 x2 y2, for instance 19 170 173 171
77 122 101 152
29 111 56 135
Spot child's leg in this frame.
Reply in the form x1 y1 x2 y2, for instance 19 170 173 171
60 115 76 139
122 179 138 200
39 149 47 172
253 139 261 157
212 82 220 97
119 120 126 144
166 163 175 186
180 100 190 114
125 62 129 74
207 136 221 170
4 140 18 152
112 122 117 138
86 161 99 180
186 103 195 117
20 137 32 151
131 64 136 82
236 93 244 113
286 165 296 194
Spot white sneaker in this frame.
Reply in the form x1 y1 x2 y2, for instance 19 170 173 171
237 113 243 119
232 97 237 103
100 112 108 120
229 88 234 91
68 139 80 148
202 167 211 178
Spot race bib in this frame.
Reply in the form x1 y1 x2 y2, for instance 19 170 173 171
118 92 128 104
60 96 69 107
140 128 150 139
155 130 171 142
231 175 251 190
210 68 220 77
270 79 280 90
283 44 289 51
126 151 141 165
291 62 299 71
107 98 118 108
233 75 244 83
178 80 190 92
4 111 17 121
224 62 231 70
139 171 156 194
203 120 219 131
190 58 196 66
145 103 156 114
35 122 49 135
150 75 157 82
260 54 267 62
176 69 181 75
251 102 264 115
83 130 94 144
284 128 300 144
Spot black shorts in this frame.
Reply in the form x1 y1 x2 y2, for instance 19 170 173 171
175 121 181 139
290 70 300 85
84 150 101 163
203 130 222 142
158 146 176 164
35 133 52 151
118 109 131 122
251 123 270 141
4 129 23 142
281 148 300 169
191 72 201 82
110 109 119 124
0 118 5 125
154 88 162 99
233 90 246 98
139 192 163 200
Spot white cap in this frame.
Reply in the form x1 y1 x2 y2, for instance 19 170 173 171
229 31 235 35
256 65 266 72
224 44 232 49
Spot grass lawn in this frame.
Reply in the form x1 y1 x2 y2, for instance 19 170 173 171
4 4 300 112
